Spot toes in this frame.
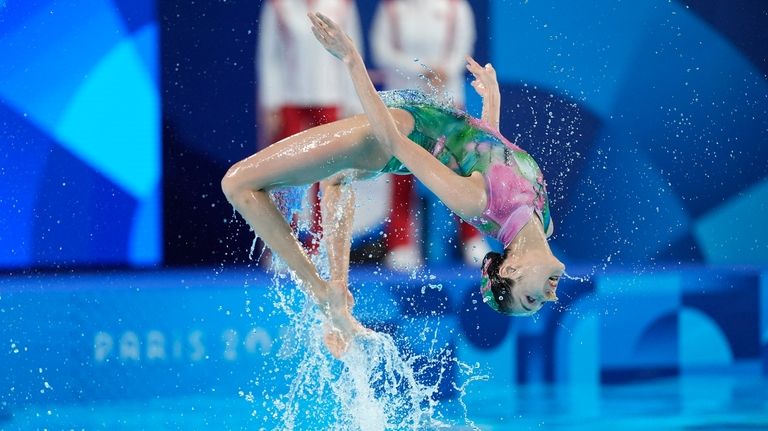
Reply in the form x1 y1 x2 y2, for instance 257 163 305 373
323 329 347 358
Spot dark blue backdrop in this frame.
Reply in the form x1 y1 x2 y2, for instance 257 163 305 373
161 0 768 268
1 0 766 269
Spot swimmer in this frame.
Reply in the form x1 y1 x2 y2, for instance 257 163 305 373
221 13 565 358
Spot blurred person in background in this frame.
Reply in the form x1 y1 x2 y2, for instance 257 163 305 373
257 0 363 254
371 0 487 271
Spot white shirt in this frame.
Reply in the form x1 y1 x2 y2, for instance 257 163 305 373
257 0 363 115
371 0 476 105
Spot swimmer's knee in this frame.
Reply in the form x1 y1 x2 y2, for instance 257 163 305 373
221 166 263 207
220 167 239 202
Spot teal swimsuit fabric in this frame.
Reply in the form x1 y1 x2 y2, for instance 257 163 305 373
379 89 552 243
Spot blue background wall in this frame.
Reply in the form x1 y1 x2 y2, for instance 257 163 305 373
1 1 765 269
0 1 766 425
2 266 766 410
158 0 768 268
0 0 161 269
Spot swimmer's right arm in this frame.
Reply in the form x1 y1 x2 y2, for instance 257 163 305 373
466 56 501 132
308 13 401 154
309 13 488 220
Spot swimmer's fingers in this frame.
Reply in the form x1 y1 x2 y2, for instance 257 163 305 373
465 55 483 72
466 56 496 81
308 12 334 42
483 62 497 78
308 13 328 39
308 12 354 61
465 56 482 77
311 26 327 44
316 12 341 32
470 79 486 93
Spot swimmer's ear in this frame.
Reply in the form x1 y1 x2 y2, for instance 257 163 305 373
499 265 517 278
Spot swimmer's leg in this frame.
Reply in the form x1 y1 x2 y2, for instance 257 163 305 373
221 115 407 355
321 174 354 290
319 172 358 356
319 169 380 307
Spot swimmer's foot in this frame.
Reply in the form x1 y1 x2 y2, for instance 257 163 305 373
319 281 366 358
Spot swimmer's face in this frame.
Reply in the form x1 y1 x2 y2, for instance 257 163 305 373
498 251 565 316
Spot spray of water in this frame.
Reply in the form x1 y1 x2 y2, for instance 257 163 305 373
239 186 486 430
251 266 486 429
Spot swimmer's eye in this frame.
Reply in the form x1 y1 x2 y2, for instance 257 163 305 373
525 295 537 305
548 276 560 283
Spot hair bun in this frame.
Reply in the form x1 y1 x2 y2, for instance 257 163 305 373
482 250 501 265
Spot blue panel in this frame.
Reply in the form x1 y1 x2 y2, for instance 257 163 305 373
129 185 162 266
111 0 156 33
517 334 546 383
0 0 160 268
32 146 136 266
132 23 160 84
0 288 77 405
597 273 681 369
555 302 599 394
654 232 704 264
457 287 511 350
762 272 768 361
694 178 768 265
682 270 761 359
0 105 54 267
0 0 125 133
607 6 768 217
0 271 291 404
561 136 692 264
0 0 54 39
679 308 733 369
395 283 453 317
634 312 679 367
54 32 160 200
490 1 656 118
680 0 768 76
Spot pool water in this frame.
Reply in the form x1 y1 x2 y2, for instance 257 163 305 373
4 371 766 430
2 267 766 430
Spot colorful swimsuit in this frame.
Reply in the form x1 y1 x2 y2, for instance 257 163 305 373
380 89 553 245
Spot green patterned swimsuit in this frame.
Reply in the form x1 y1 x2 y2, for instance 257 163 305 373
380 89 553 245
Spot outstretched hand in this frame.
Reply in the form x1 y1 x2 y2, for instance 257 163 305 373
466 56 499 100
308 12 356 62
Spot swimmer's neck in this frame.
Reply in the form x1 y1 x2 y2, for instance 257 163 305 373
507 214 552 257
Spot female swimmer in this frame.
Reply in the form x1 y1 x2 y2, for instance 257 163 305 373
221 13 565 357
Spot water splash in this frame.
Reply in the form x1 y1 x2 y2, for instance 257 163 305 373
561 271 590 283
233 182 487 429
246 271 485 430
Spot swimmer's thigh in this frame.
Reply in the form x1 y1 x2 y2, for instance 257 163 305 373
225 109 414 191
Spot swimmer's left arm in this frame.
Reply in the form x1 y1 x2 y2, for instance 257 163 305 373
466 56 500 132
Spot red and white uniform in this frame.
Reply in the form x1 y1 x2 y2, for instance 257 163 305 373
258 0 363 120
371 0 476 105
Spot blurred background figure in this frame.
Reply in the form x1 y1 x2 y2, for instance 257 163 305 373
371 0 486 271
257 0 363 254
